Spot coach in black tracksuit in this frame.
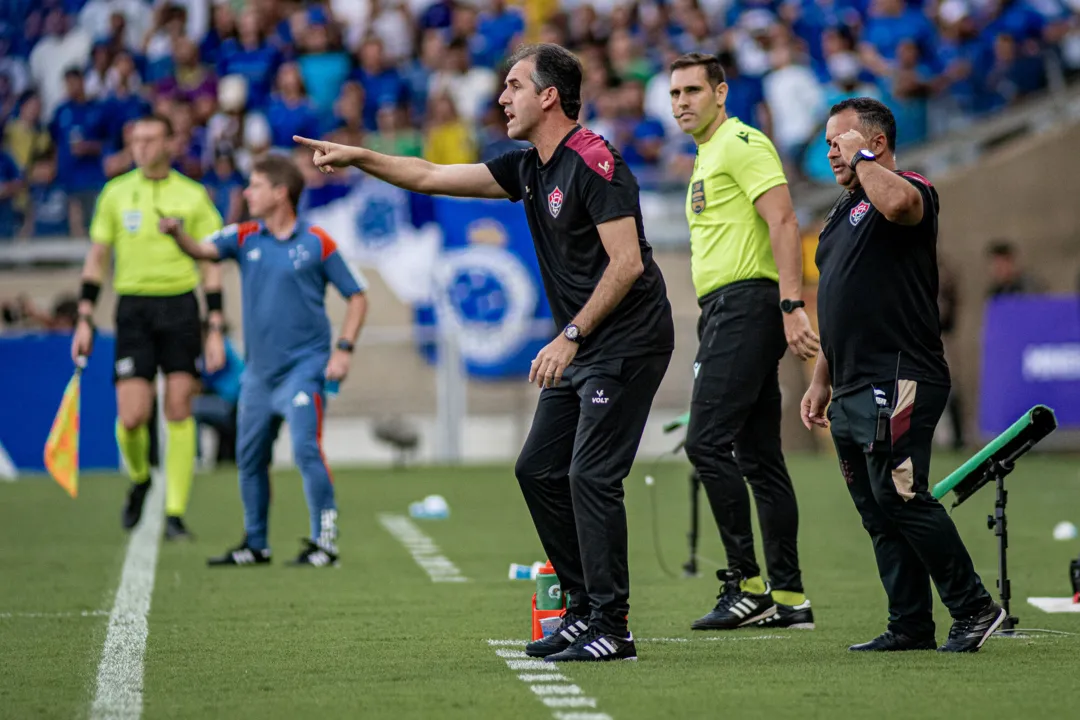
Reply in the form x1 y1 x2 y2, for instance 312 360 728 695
803 97 1005 653
293 43 673 662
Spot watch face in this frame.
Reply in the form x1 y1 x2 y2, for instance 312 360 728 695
564 325 579 340
860 149 875 159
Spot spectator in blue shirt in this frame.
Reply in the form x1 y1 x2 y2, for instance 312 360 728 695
216 8 281 110
615 80 666 187
203 150 244 225
102 51 151 154
718 50 772 135
200 2 237 67
49 68 105 237
352 37 409 131
882 40 935 147
265 63 320 149
295 19 350 116
982 32 1048 111
860 0 938 75
22 151 69 238
476 0 525 68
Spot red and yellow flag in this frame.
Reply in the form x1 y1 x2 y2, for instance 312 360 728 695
44 366 82 498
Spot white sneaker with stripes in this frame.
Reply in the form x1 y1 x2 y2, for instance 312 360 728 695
544 628 638 662
691 569 777 630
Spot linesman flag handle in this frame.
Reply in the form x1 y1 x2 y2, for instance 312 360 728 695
44 356 87 498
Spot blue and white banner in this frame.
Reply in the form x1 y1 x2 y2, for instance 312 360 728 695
421 197 554 378
304 175 440 305
979 295 1080 435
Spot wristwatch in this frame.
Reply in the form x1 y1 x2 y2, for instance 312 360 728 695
336 338 355 353
850 148 876 172
563 324 584 344
779 299 806 314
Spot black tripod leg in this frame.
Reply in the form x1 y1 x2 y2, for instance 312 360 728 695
683 469 700 577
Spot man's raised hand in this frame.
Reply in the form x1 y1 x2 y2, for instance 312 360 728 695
293 136 357 175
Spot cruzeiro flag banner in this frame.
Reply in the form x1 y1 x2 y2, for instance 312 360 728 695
44 364 82 498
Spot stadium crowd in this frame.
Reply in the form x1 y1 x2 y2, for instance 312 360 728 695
1 0 1078 239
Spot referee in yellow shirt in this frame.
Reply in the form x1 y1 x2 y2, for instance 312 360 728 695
71 115 223 540
669 53 820 631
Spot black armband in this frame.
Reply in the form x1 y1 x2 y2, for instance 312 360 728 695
205 291 223 313
80 280 101 306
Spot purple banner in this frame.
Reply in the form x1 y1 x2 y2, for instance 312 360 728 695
979 295 1080 435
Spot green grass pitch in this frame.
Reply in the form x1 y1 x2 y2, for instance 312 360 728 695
1 452 1078 719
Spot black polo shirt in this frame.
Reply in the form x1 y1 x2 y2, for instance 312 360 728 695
815 171 950 398
485 125 674 363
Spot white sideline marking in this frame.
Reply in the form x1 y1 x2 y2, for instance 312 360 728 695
543 698 598 708
531 684 582 696
488 641 613 720
0 610 109 619
520 673 568 682
377 514 469 583
90 475 165 720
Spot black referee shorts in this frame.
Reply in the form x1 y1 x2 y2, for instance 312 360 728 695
113 292 202 383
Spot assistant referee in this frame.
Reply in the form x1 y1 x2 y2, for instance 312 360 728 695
72 114 223 540
803 97 1004 652
669 53 819 631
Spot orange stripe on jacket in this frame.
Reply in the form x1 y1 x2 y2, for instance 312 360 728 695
309 225 338 260
314 393 334 484
236 221 260 247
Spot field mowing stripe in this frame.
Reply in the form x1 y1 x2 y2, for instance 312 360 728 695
377 513 469 583
90 474 165 720
488 641 612 720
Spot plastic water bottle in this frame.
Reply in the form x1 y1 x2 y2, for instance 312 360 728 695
508 563 534 580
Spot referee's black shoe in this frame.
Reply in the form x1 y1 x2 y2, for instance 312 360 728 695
937 600 1007 653
691 569 776 630
849 630 936 652
164 515 194 541
756 599 816 630
544 627 637 662
121 478 151 530
525 612 589 657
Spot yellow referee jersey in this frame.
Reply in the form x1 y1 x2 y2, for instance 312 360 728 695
90 170 223 296
685 117 788 299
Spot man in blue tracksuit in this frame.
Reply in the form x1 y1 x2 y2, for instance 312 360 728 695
161 154 369 567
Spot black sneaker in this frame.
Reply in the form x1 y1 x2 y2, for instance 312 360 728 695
691 570 776 630
849 630 937 652
757 598 815 629
286 539 339 567
525 612 589 658
207 540 271 567
544 627 638 662
937 601 1007 653
164 515 193 541
121 479 151 530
